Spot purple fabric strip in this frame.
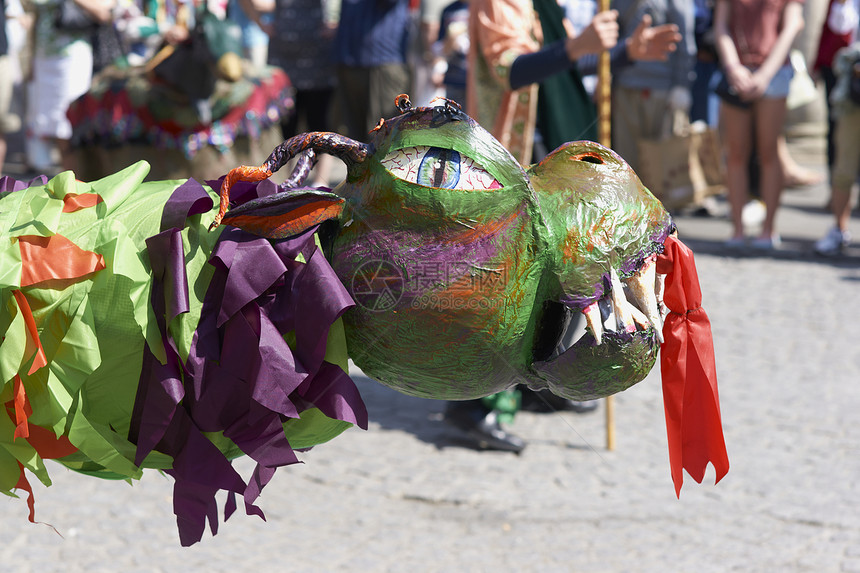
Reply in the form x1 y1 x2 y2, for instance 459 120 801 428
296 361 369 430
165 416 247 546
128 343 186 466
147 229 191 323
160 178 214 231
292 246 355 376
0 174 48 193
130 227 195 466
205 176 281 207
130 178 365 546
210 231 293 327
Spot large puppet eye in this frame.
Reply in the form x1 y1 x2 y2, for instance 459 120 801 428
381 145 502 190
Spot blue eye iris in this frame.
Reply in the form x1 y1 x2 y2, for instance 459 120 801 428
381 145 502 190
417 148 461 189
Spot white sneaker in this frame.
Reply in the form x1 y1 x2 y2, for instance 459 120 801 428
814 226 851 256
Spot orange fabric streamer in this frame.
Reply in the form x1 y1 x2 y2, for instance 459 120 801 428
656 236 729 496
5 384 77 522
62 193 103 213
11 290 47 375
15 462 36 522
6 376 76 456
18 234 106 288
7 233 98 526
6 379 77 525
10 375 30 439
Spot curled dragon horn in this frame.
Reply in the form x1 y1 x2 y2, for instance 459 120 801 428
282 149 317 190
210 132 371 231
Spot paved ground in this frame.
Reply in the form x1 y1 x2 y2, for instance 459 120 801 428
2 132 859 572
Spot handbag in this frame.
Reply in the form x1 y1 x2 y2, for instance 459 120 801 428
636 112 726 211
150 24 218 102
92 23 128 72
786 49 818 110
54 0 99 33
147 6 242 102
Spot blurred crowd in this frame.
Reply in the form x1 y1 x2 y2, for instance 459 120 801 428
0 0 858 450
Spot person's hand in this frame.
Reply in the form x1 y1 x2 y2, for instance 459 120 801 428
431 58 447 88
565 10 619 61
743 69 773 100
252 0 274 12
164 23 189 45
667 86 692 112
724 63 762 101
725 64 757 101
625 14 680 61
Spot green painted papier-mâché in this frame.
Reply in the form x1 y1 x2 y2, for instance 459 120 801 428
218 97 673 402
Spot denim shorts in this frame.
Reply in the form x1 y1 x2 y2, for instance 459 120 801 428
762 64 794 99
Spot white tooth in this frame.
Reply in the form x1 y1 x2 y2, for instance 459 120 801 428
628 305 651 331
624 257 664 343
582 302 603 345
609 268 637 334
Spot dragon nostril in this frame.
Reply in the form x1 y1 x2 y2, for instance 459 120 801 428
571 153 604 164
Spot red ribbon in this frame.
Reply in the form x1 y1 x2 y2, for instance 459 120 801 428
656 236 729 496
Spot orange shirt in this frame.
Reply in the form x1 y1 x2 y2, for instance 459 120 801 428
467 0 542 165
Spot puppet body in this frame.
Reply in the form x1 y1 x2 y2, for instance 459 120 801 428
1 99 727 545
0 167 365 546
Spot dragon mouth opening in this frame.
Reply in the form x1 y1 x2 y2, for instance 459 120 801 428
535 253 665 362
529 253 666 399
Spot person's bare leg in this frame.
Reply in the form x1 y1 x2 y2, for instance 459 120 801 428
778 133 824 186
754 97 787 238
720 102 754 239
831 184 853 231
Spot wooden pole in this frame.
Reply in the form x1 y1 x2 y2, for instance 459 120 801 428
597 13 612 147
597 0 616 451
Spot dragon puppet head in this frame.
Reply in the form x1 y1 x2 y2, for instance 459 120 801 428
213 95 673 402
2 95 727 545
